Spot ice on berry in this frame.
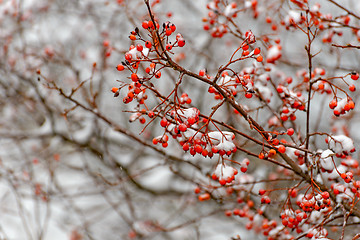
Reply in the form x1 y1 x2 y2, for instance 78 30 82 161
213 163 237 183
266 45 282 64
327 135 355 154
319 149 334 171
208 131 236 152
255 82 273 103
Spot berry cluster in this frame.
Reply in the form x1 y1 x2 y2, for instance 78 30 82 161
331 180 360 202
265 44 282 64
203 0 261 38
328 98 355 117
181 130 237 158
194 187 211 202
306 228 329 239
112 19 185 101
153 107 238 158
208 72 254 100
202 1 238 38
211 163 238 185
280 209 307 231
326 135 355 157
277 85 305 122
296 192 331 213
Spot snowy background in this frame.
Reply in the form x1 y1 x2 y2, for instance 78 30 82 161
1 0 360 239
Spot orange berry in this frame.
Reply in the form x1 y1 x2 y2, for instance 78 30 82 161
349 84 356 92
348 101 355 109
142 21 149 29
198 193 210 201
269 149 276 156
116 64 125 71
247 200 254 208
131 73 139 82
256 55 263 62
243 50 250 56
278 145 286 153
253 48 260 55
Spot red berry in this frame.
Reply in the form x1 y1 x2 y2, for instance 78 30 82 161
160 117 168 127
166 43 172 51
348 100 355 109
208 86 216 93
321 191 330 199
280 114 288 121
136 44 143 51
329 99 337 109
111 87 119 93
148 111 154 118
162 135 169 142
145 41 152 48
177 38 185 47
170 24 176 32
245 92 252 98
139 117 146 124
125 53 132 61
259 189 266 195
243 50 250 56
219 179 226 185
256 55 263 62
187 117 196 125
155 71 161 78
103 40 110 47
116 64 125 72
211 146 218 153
225 210 232 217
148 21 154 29
201 149 208 157
182 143 189 151
195 144 203 153
165 29 172 36
349 84 356 92
289 189 297 198
287 128 294 136
131 73 139 82
351 72 359 80
261 196 271 204
278 145 286 153
198 193 210 201
178 123 187 132
142 21 149 29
